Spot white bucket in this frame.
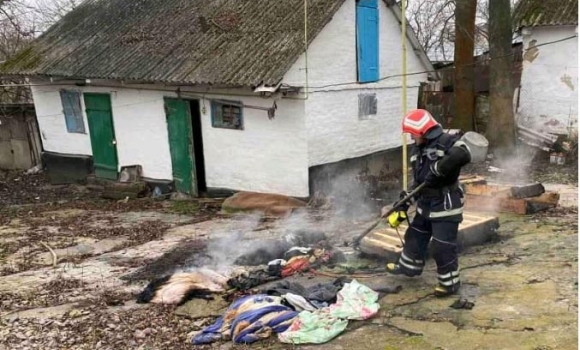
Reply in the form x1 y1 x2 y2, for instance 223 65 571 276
460 131 489 163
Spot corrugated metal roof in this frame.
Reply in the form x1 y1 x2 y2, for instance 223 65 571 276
514 0 578 28
0 0 346 86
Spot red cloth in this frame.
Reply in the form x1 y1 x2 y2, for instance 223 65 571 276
281 257 310 278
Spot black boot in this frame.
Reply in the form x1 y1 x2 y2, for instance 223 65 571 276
385 263 422 277
434 281 461 297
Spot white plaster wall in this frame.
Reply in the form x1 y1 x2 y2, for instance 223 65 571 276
198 95 308 197
31 83 175 180
283 0 429 166
30 81 309 196
31 84 93 155
518 26 578 135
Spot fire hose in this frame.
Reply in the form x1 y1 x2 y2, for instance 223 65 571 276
352 182 426 250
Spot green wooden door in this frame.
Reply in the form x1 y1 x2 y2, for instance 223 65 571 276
165 98 196 196
84 93 118 180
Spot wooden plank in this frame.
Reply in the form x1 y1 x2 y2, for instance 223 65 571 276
464 194 527 214
463 183 512 197
459 175 487 185
359 211 500 258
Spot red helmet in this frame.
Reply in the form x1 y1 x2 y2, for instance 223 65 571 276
402 109 439 137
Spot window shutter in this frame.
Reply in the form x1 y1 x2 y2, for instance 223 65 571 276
60 90 85 133
356 0 379 83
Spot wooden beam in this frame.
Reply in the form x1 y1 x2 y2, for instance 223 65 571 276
464 183 512 197
464 192 560 214
359 211 499 258
464 194 527 214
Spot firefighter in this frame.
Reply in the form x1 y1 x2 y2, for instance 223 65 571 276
386 109 472 297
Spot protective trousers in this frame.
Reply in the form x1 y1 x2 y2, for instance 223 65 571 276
397 214 460 288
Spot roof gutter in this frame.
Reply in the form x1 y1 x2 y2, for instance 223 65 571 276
383 0 438 80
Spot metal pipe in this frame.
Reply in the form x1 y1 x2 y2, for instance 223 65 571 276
401 0 408 191
303 0 309 100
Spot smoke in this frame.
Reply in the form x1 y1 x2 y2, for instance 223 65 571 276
489 143 539 184
193 213 263 273
315 172 388 222
180 171 397 274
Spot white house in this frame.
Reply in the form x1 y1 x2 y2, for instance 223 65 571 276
514 0 578 137
1 0 434 198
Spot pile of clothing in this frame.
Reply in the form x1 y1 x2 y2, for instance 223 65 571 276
278 280 381 344
192 295 298 344
261 278 350 310
192 279 386 345
226 245 345 293
136 268 229 305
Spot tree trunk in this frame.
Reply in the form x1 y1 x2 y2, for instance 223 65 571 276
488 0 515 157
452 0 477 131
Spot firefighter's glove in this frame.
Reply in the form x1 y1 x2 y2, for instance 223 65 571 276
387 210 407 228
394 191 412 212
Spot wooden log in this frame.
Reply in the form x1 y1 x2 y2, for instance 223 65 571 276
464 191 559 214
101 191 139 200
525 192 560 213
103 181 148 194
510 183 545 199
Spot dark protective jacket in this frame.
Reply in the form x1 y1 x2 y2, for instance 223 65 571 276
410 125 472 222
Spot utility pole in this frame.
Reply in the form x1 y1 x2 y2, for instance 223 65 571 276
488 0 516 157
452 0 477 131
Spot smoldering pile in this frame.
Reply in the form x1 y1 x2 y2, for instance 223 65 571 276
135 230 346 306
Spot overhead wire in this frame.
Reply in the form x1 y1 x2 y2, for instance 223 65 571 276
304 34 578 90
0 34 575 97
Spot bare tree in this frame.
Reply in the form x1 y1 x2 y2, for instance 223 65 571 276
487 0 515 155
473 0 519 55
32 0 82 32
406 0 518 61
0 0 80 61
406 0 456 61
0 1 36 61
452 0 477 131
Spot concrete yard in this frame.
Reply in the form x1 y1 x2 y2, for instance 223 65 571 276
0 170 577 350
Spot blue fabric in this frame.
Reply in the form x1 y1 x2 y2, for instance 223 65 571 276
192 294 298 345
192 295 256 345
232 306 298 343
